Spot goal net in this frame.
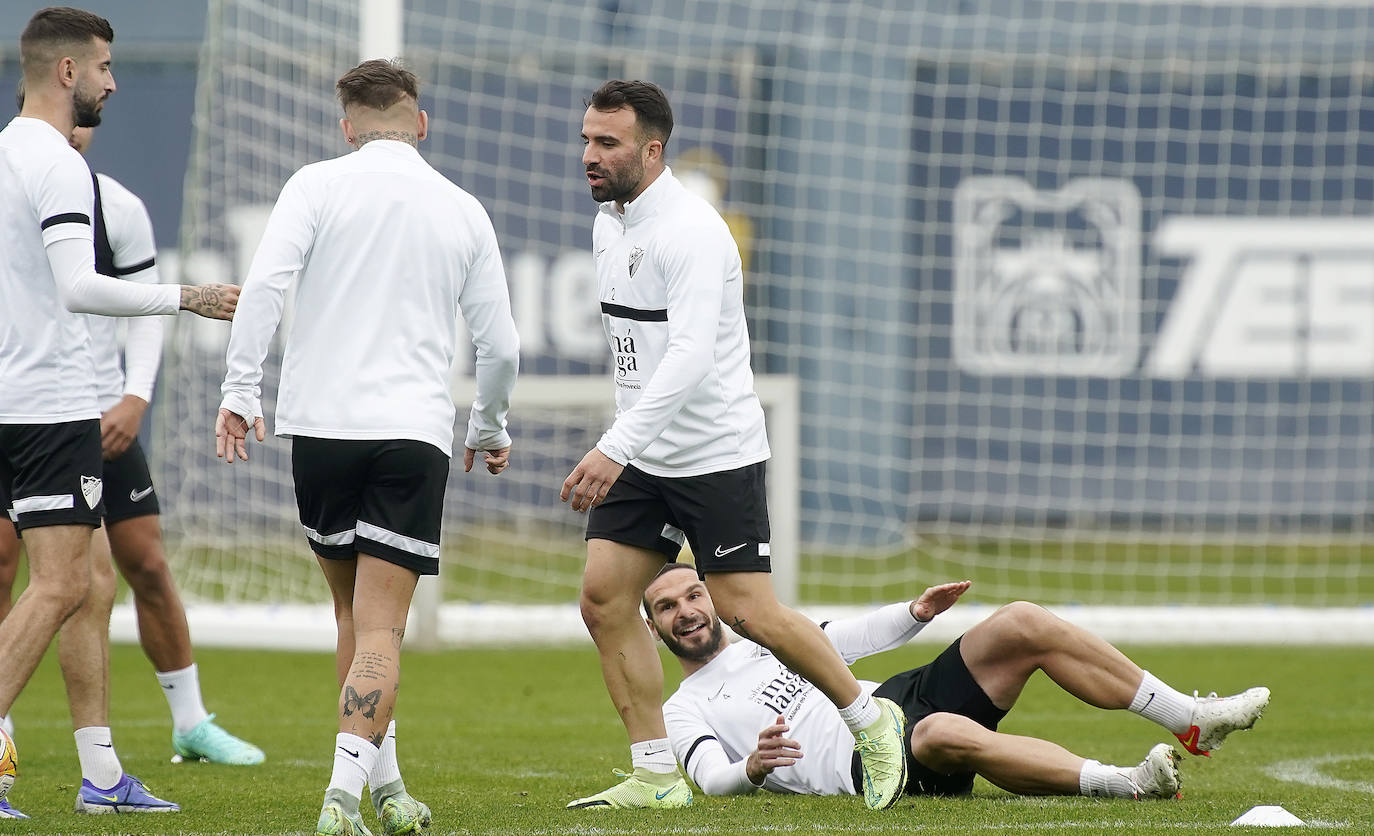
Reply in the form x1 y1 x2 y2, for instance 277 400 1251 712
156 0 1374 647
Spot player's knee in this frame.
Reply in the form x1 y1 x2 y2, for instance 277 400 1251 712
910 713 984 770
987 601 1050 651
27 573 89 620
116 552 172 598
577 583 639 634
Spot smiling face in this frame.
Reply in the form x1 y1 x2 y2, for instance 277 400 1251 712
645 566 727 663
580 104 659 206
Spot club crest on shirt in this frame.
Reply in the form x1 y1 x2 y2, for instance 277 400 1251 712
80 475 103 509
628 246 645 278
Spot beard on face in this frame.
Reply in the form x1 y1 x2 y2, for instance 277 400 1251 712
72 83 103 128
588 153 644 203
659 615 725 662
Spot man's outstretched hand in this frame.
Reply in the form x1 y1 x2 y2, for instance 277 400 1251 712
910 580 972 622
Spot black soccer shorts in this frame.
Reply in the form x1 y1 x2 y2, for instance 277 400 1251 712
102 438 160 524
586 461 772 574
0 420 105 531
291 436 449 575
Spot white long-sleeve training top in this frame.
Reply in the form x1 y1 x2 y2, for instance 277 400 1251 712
88 172 163 410
0 117 178 424
591 167 769 477
220 140 519 455
664 603 929 796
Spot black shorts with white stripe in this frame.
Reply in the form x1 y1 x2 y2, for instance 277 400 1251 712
0 420 105 531
290 436 449 575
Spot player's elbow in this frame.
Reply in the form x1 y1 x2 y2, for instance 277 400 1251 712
57 287 100 315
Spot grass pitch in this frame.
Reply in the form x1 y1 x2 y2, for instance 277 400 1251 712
1 640 1370 834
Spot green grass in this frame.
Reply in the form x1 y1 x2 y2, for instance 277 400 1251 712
1 640 1371 834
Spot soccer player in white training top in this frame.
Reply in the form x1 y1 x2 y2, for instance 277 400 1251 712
647 564 1271 801
561 80 906 812
216 59 519 836
0 114 264 772
0 7 237 819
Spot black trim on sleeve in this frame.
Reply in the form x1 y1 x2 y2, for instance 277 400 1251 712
40 212 91 230
601 301 668 322
682 734 717 772
113 256 156 276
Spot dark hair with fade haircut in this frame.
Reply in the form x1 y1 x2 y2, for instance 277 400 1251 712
641 562 700 618
336 58 419 112
20 7 114 73
587 80 674 148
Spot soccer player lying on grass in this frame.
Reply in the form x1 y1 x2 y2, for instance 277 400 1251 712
646 564 1269 801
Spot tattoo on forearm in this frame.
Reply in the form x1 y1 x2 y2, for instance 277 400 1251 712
354 129 417 148
730 616 752 639
343 685 382 719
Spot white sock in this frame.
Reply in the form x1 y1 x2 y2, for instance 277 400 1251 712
838 693 881 735
156 663 211 734
369 720 403 791
630 738 677 774
1 714 12 739
1129 671 1194 734
1078 759 1139 798
329 734 379 804
74 726 124 789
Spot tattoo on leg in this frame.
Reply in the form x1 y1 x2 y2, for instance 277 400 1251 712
730 616 752 639
391 627 405 649
354 650 393 681
343 685 383 720
370 730 385 748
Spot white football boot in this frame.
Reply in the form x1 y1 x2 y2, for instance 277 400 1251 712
1175 686 1270 756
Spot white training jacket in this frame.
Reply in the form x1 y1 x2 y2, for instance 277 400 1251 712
664 603 929 796
221 140 519 455
0 117 177 424
591 167 769 477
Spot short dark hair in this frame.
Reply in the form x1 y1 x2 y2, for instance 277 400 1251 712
641 562 699 618
587 80 673 148
336 59 419 112
20 7 114 74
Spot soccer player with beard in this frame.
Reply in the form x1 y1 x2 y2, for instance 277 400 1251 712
646 564 1270 803
0 7 237 818
561 80 906 812
0 114 265 770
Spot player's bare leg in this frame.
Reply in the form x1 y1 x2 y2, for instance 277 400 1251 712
0 524 92 715
59 527 115 733
580 540 670 742
108 517 263 764
960 601 1268 757
316 553 425 835
568 540 692 810
959 602 1144 710
705 571 907 810
62 528 180 813
910 712 1180 799
107 517 191 670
